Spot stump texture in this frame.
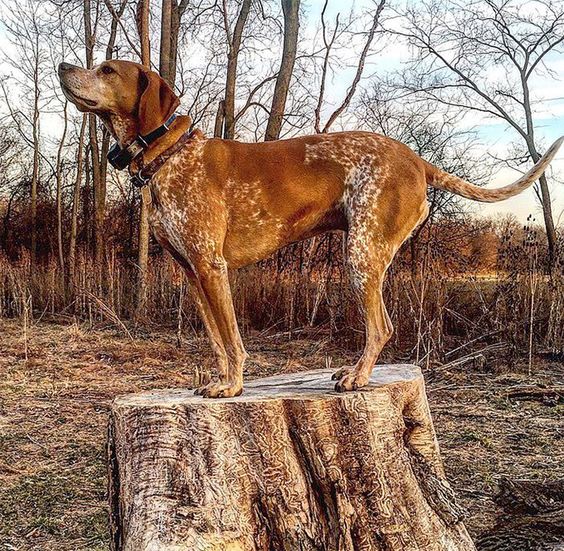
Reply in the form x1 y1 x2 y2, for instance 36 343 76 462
108 365 476 551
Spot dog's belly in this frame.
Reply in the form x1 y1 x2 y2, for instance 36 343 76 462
223 203 346 268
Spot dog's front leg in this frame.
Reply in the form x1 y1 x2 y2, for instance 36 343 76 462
195 257 247 398
184 274 230 396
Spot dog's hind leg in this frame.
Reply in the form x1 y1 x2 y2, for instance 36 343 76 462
333 191 428 392
333 223 395 392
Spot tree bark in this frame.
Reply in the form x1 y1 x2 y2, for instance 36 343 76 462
108 365 475 551
159 0 188 86
264 0 300 141
223 0 252 139
69 115 87 290
135 0 152 322
214 99 225 137
159 0 173 83
84 0 106 266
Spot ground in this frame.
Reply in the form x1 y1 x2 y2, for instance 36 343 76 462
0 318 562 551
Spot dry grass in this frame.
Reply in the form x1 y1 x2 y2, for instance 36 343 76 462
2 242 563 364
0 318 562 550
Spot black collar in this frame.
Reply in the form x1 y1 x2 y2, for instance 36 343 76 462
107 113 177 171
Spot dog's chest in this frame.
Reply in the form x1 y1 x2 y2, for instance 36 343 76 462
149 193 191 258
148 168 223 264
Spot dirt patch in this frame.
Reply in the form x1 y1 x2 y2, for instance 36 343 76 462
0 318 562 550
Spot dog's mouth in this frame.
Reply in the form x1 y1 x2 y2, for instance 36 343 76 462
61 82 98 108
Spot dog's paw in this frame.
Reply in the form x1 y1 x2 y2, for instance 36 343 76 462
193 381 215 396
334 371 369 392
200 381 243 399
331 366 355 381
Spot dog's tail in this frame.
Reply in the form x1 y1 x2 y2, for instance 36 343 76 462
424 136 564 203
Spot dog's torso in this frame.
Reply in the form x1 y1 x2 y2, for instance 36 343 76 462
149 130 427 272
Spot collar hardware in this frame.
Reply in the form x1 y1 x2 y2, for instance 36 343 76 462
107 113 177 171
131 170 151 189
129 130 196 188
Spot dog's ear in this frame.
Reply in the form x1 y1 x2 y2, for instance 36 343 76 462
137 69 179 136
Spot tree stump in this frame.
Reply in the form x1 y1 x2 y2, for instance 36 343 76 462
108 365 476 551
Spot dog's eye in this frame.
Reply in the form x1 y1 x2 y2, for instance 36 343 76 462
101 65 114 75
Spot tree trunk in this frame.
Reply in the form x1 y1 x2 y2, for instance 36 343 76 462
223 0 252 139
159 0 173 84
108 365 475 551
55 102 68 285
136 187 151 320
169 1 189 83
536 173 557 270
521 74 558 272
69 115 87 290
214 99 225 137
264 0 300 141
159 0 188 86
30 37 40 270
99 0 127 222
135 0 152 322
84 0 106 266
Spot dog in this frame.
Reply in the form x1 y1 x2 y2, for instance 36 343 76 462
58 59 563 398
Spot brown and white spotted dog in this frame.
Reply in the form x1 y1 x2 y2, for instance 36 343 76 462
58 59 563 398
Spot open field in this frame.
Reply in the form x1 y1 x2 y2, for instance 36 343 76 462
0 318 563 551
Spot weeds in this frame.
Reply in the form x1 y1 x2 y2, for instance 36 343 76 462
1 218 562 366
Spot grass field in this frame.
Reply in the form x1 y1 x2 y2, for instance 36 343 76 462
0 318 562 550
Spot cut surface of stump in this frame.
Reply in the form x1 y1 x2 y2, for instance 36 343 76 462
108 365 476 551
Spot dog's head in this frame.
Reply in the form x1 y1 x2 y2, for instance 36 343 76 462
58 60 179 144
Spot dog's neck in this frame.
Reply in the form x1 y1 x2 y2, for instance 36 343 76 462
130 114 193 173
101 112 194 173
101 113 138 146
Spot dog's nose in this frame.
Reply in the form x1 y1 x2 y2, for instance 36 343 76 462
58 62 76 76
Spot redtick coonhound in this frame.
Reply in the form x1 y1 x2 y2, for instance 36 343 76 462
59 59 563 398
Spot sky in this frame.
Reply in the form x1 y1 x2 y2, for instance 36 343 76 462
0 0 562 225
304 0 564 225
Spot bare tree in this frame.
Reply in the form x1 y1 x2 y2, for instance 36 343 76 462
135 0 152 322
159 0 190 86
264 0 300 141
218 0 252 139
393 0 564 269
316 0 386 133
1 0 51 268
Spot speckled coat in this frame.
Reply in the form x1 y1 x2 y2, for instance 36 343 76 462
58 59 563 398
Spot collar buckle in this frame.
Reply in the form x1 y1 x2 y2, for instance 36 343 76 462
131 170 150 188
